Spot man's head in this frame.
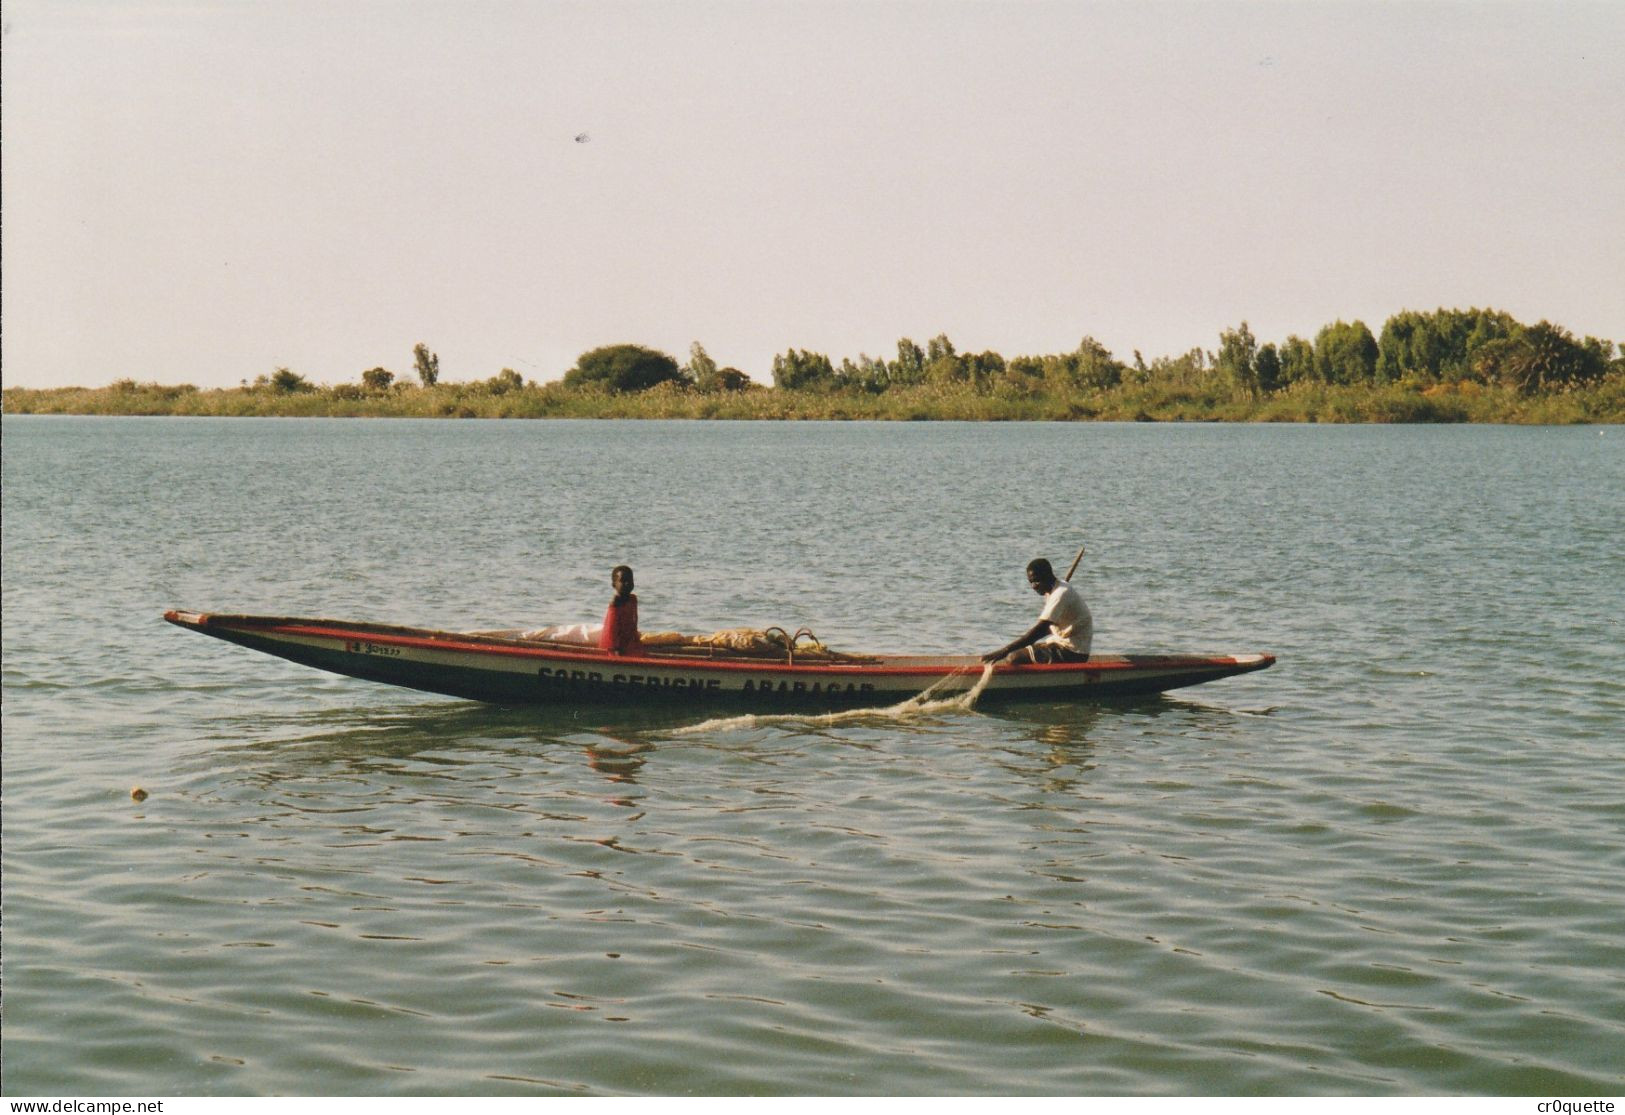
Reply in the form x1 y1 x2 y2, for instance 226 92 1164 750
612 565 634 596
1025 558 1056 595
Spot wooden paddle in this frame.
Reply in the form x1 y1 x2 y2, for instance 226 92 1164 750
1064 543 1087 581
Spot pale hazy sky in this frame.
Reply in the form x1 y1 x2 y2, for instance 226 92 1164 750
4 0 1622 389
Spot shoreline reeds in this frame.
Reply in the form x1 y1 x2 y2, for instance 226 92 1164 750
5 375 1621 423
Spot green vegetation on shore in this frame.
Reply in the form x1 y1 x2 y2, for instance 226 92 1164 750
7 309 1622 423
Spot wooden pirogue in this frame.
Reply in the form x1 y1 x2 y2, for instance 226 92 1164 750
164 610 1274 709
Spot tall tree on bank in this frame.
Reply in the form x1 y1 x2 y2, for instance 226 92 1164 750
1377 308 1520 383
1278 336 1316 385
269 367 314 393
1217 322 1260 395
1313 321 1379 384
890 338 926 386
924 334 966 384
684 342 718 389
1072 337 1126 390
413 344 440 387
564 344 683 392
959 350 1007 390
488 369 524 394
838 353 890 393
1472 321 1611 394
685 342 751 392
772 348 837 391
1255 344 1283 393
1145 348 1209 388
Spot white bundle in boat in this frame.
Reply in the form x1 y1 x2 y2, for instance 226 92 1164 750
519 622 601 644
518 625 843 658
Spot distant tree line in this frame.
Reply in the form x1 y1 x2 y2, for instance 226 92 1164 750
197 308 1621 401
546 308 1617 398
1212 310 1618 397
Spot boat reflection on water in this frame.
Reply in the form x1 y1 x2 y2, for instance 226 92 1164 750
578 734 654 788
198 699 682 790
188 684 1257 801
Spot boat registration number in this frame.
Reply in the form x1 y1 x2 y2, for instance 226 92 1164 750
346 640 401 657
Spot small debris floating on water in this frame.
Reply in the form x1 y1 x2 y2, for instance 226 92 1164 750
130 787 149 802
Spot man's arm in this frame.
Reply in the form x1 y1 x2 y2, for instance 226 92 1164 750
983 619 1054 664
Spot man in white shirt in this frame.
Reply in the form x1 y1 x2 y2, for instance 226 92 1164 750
983 558 1093 665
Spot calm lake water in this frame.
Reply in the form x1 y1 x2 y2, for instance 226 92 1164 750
3 415 1622 1096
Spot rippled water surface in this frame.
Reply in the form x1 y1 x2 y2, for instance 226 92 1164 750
3 416 1622 1095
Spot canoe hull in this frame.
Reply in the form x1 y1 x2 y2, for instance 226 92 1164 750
163 611 1274 709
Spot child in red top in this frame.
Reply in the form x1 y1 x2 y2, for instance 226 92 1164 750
600 565 640 655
